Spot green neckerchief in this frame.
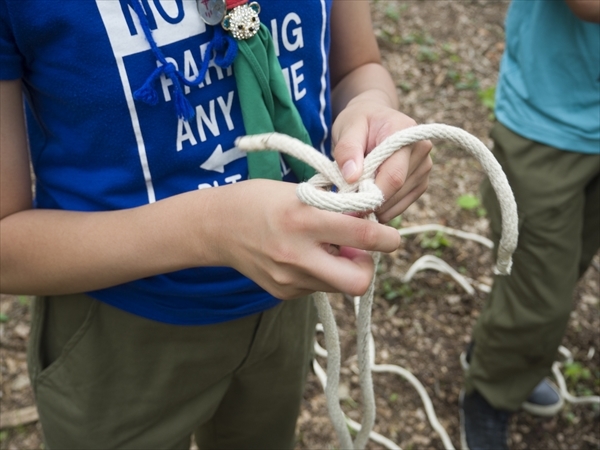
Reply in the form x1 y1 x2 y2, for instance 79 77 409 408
234 24 316 182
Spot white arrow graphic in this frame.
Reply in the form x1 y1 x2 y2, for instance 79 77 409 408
200 145 246 173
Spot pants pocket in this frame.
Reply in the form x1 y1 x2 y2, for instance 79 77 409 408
27 294 98 393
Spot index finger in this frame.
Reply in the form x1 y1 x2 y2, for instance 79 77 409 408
315 211 401 253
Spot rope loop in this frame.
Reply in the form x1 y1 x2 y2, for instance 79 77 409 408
237 123 518 275
236 124 519 449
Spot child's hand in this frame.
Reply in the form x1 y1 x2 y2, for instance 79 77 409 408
332 95 433 224
208 179 400 300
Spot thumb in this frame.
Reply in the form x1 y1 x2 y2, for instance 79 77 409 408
333 124 367 184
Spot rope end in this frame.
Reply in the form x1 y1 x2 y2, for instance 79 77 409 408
493 258 513 276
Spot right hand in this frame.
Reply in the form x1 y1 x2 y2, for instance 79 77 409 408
209 179 401 300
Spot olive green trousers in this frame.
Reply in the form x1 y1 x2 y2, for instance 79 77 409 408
27 294 316 449
465 122 600 411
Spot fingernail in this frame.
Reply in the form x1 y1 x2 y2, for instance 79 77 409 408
342 160 357 180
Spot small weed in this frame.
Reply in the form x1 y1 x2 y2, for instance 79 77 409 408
441 42 455 53
457 194 480 210
398 81 412 93
420 231 451 250
17 295 31 306
380 29 403 45
0 431 8 442
403 31 435 46
417 46 439 62
447 70 480 89
344 397 359 409
442 43 462 63
389 392 399 402
478 86 496 111
384 4 403 21
455 72 480 90
478 85 496 120
577 386 594 397
0 313 9 323
457 194 486 217
381 280 413 301
348 424 358 437
564 361 592 385
565 411 577 424
388 215 403 229
447 70 461 83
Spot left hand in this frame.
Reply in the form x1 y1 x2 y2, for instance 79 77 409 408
331 96 433 224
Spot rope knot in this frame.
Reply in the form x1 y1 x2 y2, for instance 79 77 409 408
236 125 520 450
236 124 518 275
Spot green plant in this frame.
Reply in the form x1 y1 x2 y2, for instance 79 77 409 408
478 85 496 120
478 86 496 111
381 29 403 45
447 70 461 83
564 411 577 424
442 44 461 63
455 72 479 90
388 215 403 229
457 194 486 217
381 279 413 301
0 312 9 323
402 31 434 46
564 361 592 385
398 81 412 92
457 194 480 210
420 231 451 250
384 2 408 22
417 46 439 62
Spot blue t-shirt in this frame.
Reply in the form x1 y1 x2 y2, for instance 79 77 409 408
0 0 333 324
495 0 600 153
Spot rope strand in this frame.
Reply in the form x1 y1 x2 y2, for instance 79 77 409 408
237 124 519 449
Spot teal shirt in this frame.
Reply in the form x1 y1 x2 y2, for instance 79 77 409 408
495 0 600 154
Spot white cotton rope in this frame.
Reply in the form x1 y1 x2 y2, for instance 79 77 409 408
236 123 518 449
314 224 596 449
402 254 476 295
398 223 494 249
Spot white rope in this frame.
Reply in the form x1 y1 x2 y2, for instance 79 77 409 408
238 124 517 275
402 254 476 295
312 223 597 448
398 224 493 249
236 124 519 449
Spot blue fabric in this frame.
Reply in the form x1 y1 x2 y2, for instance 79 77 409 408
0 0 333 325
495 0 600 154
131 0 238 121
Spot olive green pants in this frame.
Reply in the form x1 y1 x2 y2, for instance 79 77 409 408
465 122 600 411
27 294 316 449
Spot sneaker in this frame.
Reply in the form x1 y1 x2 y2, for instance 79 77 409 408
521 379 564 417
460 345 564 417
459 389 511 450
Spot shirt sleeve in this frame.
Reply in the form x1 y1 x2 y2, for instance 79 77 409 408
0 0 24 79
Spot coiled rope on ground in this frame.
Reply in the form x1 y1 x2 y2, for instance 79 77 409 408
239 123 568 449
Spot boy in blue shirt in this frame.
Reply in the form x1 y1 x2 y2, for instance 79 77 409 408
0 0 432 448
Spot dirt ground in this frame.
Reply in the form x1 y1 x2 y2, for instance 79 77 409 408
1 1 599 449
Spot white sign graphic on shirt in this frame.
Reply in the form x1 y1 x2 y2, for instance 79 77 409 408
200 145 245 173
95 0 329 203
95 0 243 203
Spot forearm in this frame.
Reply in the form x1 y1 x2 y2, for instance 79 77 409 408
331 62 399 118
565 0 600 22
0 190 220 295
